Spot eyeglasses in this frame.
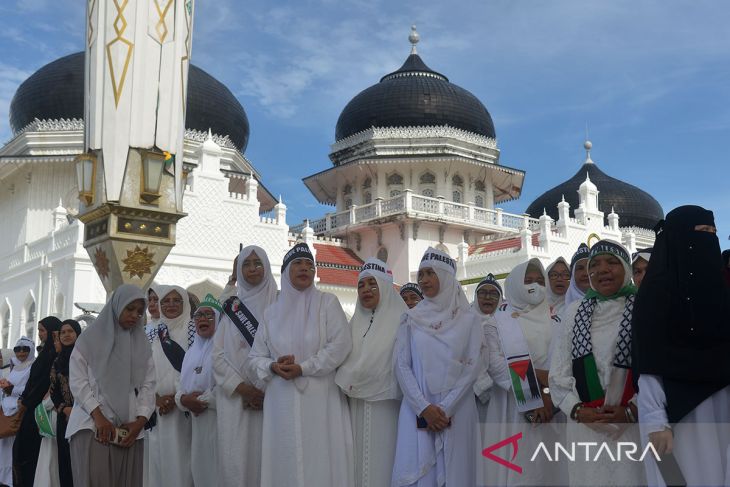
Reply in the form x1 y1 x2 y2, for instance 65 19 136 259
193 311 216 320
13 346 30 353
477 290 501 299
548 272 571 280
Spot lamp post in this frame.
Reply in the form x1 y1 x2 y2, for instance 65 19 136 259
74 154 96 206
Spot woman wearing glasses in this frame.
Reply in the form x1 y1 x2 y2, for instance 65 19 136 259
147 285 196 487
177 294 222 486
0 337 35 486
546 257 571 317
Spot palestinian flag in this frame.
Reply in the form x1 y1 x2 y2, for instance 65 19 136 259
507 354 543 412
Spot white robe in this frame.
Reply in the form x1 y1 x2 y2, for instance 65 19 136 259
639 375 730 487
549 298 645 487
391 313 483 487
0 360 32 486
349 397 401 487
147 334 193 487
247 292 354 487
33 396 60 487
212 314 264 487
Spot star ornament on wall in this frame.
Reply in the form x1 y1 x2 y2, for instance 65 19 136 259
93 246 110 280
122 245 156 279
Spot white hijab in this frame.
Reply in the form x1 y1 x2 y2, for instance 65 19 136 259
335 258 407 401
180 305 217 395
264 258 323 363
220 245 278 377
565 258 589 307
146 284 163 323
74 284 150 424
157 284 193 348
546 257 569 313
404 247 475 394
235 245 279 320
502 259 553 369
10 337 35 371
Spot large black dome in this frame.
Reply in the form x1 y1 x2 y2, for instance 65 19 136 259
335 52 495 142
9 52 250 152
526 156 664 229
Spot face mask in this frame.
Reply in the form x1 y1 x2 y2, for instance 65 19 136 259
524 283 545 306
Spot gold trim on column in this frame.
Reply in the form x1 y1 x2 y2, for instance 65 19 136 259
153 0 175 43
106 0 134 107
180 0 193 113
87 0 97 47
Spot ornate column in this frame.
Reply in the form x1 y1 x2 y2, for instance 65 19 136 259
77 0 193 292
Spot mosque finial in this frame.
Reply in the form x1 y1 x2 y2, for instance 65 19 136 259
584 139 593 165
409 25 420 55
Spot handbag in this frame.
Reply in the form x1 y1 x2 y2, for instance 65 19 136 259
34 402 55 438
0 406 23 438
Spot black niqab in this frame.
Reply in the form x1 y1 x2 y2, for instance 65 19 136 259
632 205 730 423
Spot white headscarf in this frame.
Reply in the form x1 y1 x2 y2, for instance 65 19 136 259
565 258 589 307
407 247 470 333
74 284 150 424
156 284 194 348
264 251 322 364
335 258 406 401
501 259 554 369
220 245 278 378
545 257 569 313
146 284 163 322
180 303 217 395
235 245 279 320
10 337 35 371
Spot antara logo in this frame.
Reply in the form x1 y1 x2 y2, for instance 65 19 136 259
482 432 523 474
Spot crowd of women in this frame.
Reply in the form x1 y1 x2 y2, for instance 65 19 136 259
0 204 728 487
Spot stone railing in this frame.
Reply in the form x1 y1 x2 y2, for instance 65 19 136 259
291 191 540 235
0 224 82 273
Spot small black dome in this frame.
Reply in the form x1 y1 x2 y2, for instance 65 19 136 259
9 52 250 152
335 53 495 142
526 160 664 229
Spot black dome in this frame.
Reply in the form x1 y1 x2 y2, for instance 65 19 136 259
9 52 250 152
335 53 495 142
526 161 664 229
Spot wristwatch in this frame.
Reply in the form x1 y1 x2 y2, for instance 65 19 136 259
542 387 550 395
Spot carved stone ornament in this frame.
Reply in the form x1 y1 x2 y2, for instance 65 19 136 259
93 246 110 280
122 245 156 279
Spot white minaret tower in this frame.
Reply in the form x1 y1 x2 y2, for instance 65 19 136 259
574 140 603 227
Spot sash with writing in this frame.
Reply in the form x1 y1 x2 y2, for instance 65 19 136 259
495 311 544 412
223 296 259 347
158 324 186 373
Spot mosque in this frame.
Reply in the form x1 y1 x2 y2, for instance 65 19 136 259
0 27 663 344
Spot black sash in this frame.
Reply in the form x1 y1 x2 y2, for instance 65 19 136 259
158 326 186 372
223 296 259 347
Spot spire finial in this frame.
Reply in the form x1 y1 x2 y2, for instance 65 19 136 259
409 25 420 55
561 194 565 202
206 128 213 140
584 139 594 164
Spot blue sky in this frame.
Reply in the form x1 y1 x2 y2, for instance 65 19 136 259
1 0 728 245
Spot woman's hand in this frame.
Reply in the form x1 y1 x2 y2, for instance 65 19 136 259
156 394 176 416
91 408 115 445
648 429 673 455
595 405 633 424
119 417 147 448
420 404 450 432
235 382 265 407
271 355 300 380
531 391 555 424
180 392 208 416
63 407 73 419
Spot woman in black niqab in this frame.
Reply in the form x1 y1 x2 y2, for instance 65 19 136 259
633 205 730 485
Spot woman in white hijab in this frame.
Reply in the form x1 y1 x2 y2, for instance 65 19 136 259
213 245 278 487
336 258 407 487
565 243 591 308
546 256 570 317
247 243 354 487
0 337 35 485
66 284 155 487
147 285 195 487
391 247 483 487
482 259 563 486
177 294 222 487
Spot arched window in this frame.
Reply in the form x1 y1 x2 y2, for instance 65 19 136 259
474 180 486 208
363 192 372 204
362 178 372 189
452 174 464 203
419 172 436 185
387 172 403 198
1 306 10 348
452 191 462 203
25 300 36 340
475 194 485 208
420 171 436 198
452 174 464 187
474 180 486 192
422 188 435 198
345 198 353 209
343 184 352 195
